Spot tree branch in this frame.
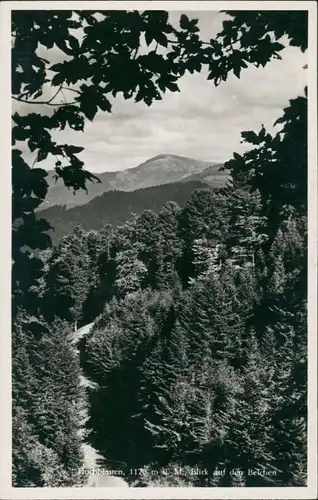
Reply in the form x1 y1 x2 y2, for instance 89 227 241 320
131 47 139 60
61 87 82 95
166 37 213 46
47 85 63 104
12 95 78 107
31 153 38 169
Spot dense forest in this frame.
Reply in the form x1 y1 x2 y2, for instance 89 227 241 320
11 9 308 489
15 172 307 486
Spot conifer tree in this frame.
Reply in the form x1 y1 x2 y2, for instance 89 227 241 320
154 202 183 289
12 405 71 487
114 247 148 298
184 266 249 368
267 320 307 486
178 189 228 285
198 359 245 484
12 313 86 486
217 332 276 486
134 209 160 287
190 238 222 282
142 324 194 466
43 226 90 329
83 223 116 320
271 416 307 486
220 186 268 267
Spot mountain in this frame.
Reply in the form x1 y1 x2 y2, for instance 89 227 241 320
39 154 221 210
38 180 211 244
113 153 214 189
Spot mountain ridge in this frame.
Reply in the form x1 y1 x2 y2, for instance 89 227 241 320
38 179 213 244
39 154 227 210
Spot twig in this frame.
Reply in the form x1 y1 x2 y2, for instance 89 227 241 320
31 153 38 169
131 47 139 59
165 37 213 46
60 88 68 104
61 87 82 95
47 85 63 104
12 95 78 107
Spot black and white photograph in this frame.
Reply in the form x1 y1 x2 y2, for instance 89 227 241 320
1 1 317 498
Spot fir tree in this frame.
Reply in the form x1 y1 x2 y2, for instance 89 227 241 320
219 332 276 486
12 313 86 486
134 209 160 287
114 248 148 297
12 405 72 487
43 226 90 329
154 202 183 289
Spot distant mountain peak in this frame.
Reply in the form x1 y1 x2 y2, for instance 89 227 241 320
145 153 204 163
39 154 227 211
145 153 172 161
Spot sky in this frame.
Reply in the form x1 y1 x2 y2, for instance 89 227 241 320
14 10 307 173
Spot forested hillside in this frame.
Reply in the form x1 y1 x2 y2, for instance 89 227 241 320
11 8 309 490
37 180 212 244
36 169 307 486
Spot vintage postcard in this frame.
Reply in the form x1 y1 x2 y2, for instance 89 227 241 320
0 1 317 499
